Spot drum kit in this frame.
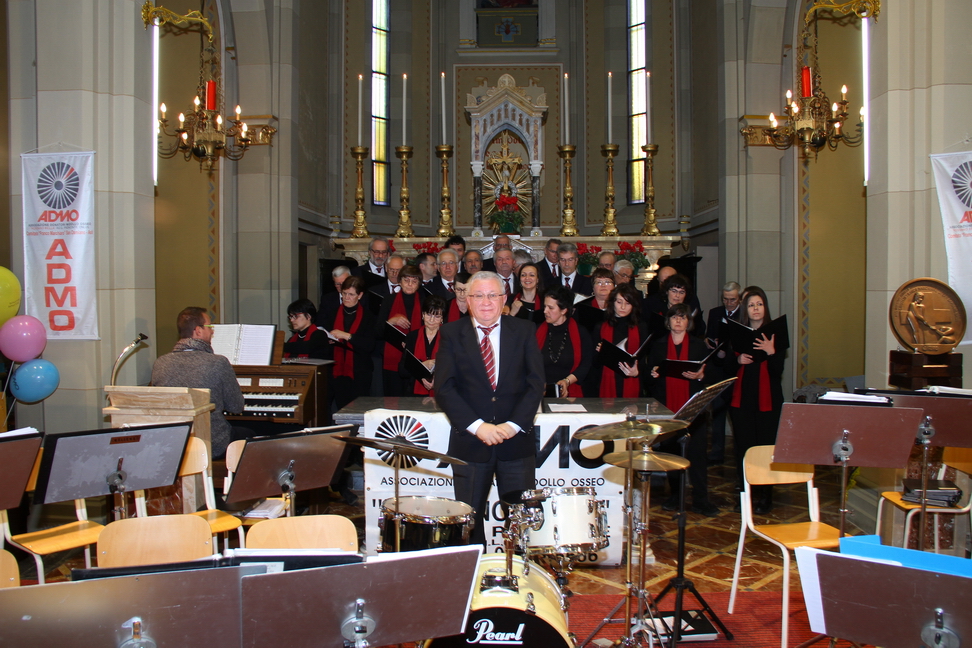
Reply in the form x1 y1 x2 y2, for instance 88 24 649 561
337 414 729 647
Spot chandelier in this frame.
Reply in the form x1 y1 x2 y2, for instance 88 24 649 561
741 0 880 159
143 2 275 171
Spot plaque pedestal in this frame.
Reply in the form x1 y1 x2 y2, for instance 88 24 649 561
889 351 962 389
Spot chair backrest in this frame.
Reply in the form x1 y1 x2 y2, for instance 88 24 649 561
0 548 19 588
944 446 972 475
744 445 815 487
25 447 43 492
223 440 247 496
246 515 358 552
97 514 213 568
179 436 209 477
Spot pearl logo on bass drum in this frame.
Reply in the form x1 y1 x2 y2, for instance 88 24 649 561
467 619 524 644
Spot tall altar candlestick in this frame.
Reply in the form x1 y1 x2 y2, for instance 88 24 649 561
646 71 653 144
440 72 447 143
563 73 570 144
357 74 363 146
607 72 613 143
402 74 407 146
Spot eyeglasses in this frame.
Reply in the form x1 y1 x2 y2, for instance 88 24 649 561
594 280 615 287
287 313 306 320
400 277 420 284
469 293 504 302
454 287 467 294
439 260 457 266
668 288 687 296
424 313 444 320
202 324 215 329
616 273 633 279
370 248 390 256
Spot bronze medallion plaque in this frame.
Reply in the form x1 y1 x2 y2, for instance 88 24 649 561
889 278 967 354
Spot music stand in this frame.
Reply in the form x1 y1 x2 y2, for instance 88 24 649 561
775 402 924 537
863 390 972 549
0 429 43 511
812 550 972 648
33 422 192 519
225 425 355 516
0 563 254 647
239 545 483 648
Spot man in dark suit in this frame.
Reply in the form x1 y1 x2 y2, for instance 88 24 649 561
537 237 562 287
351 236 391 289
704 281 741 463
435 271 545 546
493 249 519 298
425 248 460 300
482 234 512 273
316 265 352 328
556 242 593 296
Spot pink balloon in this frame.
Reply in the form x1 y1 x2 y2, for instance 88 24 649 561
0 315 47 362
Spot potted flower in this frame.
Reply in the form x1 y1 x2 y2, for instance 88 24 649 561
614 240 653 271
487 193 525 235
576 242 602 276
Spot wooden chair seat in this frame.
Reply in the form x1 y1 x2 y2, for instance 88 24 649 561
191 509 243 535
878 490 960 513
12 520 104 556
0 549 20 588
755 521 841 550
246 515 358 552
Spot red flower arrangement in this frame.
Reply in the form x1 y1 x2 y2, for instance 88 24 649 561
412 241 441 255
576 242 602 266
495 194 519 212
614 240 651 270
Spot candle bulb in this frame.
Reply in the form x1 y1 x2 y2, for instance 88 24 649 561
235 105 241 118
440 72 447 144
841 85 847 101
160 103 166 120
607 72 613 143
193 96 201 109
216 114 223 126
563 73 570 144
769 112 776 128
402 73 407 147
832 102 838 117
646 71 652 145
178 113 185 128
357 74 363 147
860 106 865 121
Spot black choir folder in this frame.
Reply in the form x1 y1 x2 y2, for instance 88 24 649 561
662 342 723 378
726 314 789 360
384 322 408 349
404 349 434 382
598 334 653 372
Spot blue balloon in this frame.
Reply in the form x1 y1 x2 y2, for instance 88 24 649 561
10 359 60 403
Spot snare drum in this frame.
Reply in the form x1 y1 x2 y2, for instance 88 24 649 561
379 495 474 552
524 487 608 555
429 554 572 647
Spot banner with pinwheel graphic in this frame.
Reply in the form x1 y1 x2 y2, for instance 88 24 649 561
21 151 98 339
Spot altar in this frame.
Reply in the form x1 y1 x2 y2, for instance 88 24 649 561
335 397 674 565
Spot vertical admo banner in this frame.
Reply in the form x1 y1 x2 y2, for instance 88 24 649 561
931 151 972 346
22 151 99 339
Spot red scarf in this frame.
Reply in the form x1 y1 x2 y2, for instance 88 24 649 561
731 355 773 411
333 307 362 378
383 293 423 370
536 319 583 396
412 331 440 396
514 292 542 313
664 334 691 412
599 321 640 397
447 299 467 322
284 324 319 359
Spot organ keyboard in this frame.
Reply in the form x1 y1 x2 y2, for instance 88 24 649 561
226 363 333 427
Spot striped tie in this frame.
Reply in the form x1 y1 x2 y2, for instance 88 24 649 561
479 324 498 390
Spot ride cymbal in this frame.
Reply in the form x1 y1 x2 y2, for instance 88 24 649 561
334 435 467 465
573 418 688 441
603 450 690 472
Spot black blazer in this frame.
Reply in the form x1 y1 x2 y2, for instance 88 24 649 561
434 316 545 462
425 277 457 301
705 306 741 345
537 260 560 287
557 273 593 296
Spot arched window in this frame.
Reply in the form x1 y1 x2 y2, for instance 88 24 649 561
627 0 647 203
371 0 389 206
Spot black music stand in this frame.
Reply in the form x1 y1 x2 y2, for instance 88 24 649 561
810 550 972 648
0 563 254 647
225 425 355 516
775 402 924 537
33 422 192 519
240 545 483 648
0 429 43 511
864 390 972 549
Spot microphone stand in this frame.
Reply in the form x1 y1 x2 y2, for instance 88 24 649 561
110 333 148 387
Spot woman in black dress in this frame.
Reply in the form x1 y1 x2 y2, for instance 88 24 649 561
506 262 544 322
283 298 328 360
400 296 446 397
375 264 424 396
328 276 376 410
591 283 648 398
536 286 592 397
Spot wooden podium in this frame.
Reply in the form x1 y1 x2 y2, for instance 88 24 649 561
102 386 216 515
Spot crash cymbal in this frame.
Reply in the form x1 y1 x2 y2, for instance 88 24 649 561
334 435 467 465
603 450 690 472
573 418 688 441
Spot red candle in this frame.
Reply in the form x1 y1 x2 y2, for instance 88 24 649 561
801 67 812 98
206 80 217 110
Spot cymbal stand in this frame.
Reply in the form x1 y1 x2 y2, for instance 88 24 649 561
579 438 665 647
654 437 733 646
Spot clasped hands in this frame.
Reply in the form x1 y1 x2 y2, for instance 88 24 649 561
475 422 518 446
739 333 775 364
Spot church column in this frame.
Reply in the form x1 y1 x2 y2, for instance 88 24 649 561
7 0 156 432
530 161 543 235
472 161 484 235
864 0 969 384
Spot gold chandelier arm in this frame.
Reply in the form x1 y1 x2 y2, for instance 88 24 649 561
804 0 880 25
141 1 214 42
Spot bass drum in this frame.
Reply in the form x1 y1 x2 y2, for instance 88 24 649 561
429 554 572 647
379 495 474 552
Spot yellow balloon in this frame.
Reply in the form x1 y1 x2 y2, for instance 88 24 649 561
0 267 22 327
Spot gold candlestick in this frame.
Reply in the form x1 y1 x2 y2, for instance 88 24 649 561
641 143 660 236
601 144 620 236
559 145 578 237
350 146 369 238
436 145 455 237
395 146 414 238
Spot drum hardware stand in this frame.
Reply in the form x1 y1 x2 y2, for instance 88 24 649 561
653 436 733 646
915 416 936 551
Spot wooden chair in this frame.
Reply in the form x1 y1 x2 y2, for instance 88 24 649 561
135 437 244 552
728 445 841 648
0 548 20 588
246 515 358 552
875 446 972 553
97 514 213 569
0 449 104 584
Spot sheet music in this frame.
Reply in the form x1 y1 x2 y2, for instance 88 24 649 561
0 426 40 439
211 324 276 365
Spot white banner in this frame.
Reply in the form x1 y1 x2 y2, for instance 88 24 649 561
930 151 972 346
22 151 98 339
363 409 630 565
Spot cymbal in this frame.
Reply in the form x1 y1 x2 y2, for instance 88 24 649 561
333 435 467 465
603 450 690 472
573 418 688 441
